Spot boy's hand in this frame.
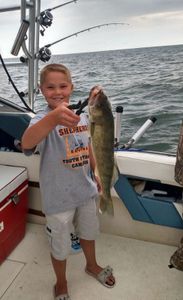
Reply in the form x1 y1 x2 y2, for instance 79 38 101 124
94 174 102 193
51 102 80 127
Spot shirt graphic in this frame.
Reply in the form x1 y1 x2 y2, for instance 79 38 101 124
59 125 89 169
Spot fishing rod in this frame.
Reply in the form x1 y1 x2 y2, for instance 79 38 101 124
121 116 157 149
48 0 77 11
38 0 77 36
0 54 35 113
38 22 129 62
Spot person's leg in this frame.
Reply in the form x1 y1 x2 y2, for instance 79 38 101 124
46 210 75 297
80 238 115 286
75 199 115 286
51 255 68 296
80 239 101 273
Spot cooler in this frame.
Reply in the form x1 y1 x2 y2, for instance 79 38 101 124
0 165 28 264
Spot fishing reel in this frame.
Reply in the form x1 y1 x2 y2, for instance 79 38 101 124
38 9 53 36
38 46 52 62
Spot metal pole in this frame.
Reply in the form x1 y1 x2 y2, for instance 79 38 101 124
34 0 41 97
28 0 36 109
0 6 20 13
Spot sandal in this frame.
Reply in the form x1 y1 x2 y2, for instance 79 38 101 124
53 286 71 300
85 265 115 288
55 295 70 300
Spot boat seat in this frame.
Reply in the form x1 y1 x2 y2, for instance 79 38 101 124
0 112 32 152
0 112 31 141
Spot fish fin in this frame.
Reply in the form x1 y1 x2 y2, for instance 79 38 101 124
99 195 114 216
111 158 119 187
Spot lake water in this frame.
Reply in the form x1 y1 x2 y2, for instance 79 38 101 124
1 44 183 154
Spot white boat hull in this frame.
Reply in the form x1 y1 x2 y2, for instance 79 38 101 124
0 150 182 246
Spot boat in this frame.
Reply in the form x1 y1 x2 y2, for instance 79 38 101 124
0 1 183 298
1 0 183 243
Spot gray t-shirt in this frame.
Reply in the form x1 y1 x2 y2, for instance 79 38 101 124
27 106 98 215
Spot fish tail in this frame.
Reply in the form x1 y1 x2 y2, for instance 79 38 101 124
99 195 114 216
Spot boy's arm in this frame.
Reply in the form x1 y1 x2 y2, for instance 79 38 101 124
22 103 80 150
22 112 57 150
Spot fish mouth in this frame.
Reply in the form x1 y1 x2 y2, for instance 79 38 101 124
90 86 103 97
88 85 103 106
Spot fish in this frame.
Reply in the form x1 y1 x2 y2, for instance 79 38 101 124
88 86 118 215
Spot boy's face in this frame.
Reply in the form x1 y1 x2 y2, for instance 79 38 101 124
40 71 73 109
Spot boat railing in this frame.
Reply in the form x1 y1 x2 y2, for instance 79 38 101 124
0 1 129 112
0 1 40 110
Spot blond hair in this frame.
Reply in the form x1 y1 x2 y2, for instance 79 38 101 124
40 63 72 85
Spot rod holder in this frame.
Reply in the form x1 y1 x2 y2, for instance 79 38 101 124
11 20 29 56
123 116 157 149
114 106 123 148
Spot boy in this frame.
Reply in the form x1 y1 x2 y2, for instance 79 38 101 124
21 64 115 300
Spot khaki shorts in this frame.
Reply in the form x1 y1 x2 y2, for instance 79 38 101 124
45 198 99 260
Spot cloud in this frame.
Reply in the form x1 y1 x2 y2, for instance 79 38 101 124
0 0 183 57
133 10 183 21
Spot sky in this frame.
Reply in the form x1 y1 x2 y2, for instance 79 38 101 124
0 0 183 58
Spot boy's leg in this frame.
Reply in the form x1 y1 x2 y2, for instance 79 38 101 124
51 255 68 296
80 239 100 272
75 199 115 286
46 210 75 297
80 238 115 286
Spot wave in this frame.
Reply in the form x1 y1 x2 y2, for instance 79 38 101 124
1 44 183 154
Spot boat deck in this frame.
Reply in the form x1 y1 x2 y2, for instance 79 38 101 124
0 222 182 300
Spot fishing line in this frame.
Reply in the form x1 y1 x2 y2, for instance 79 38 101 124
0 54 35 113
